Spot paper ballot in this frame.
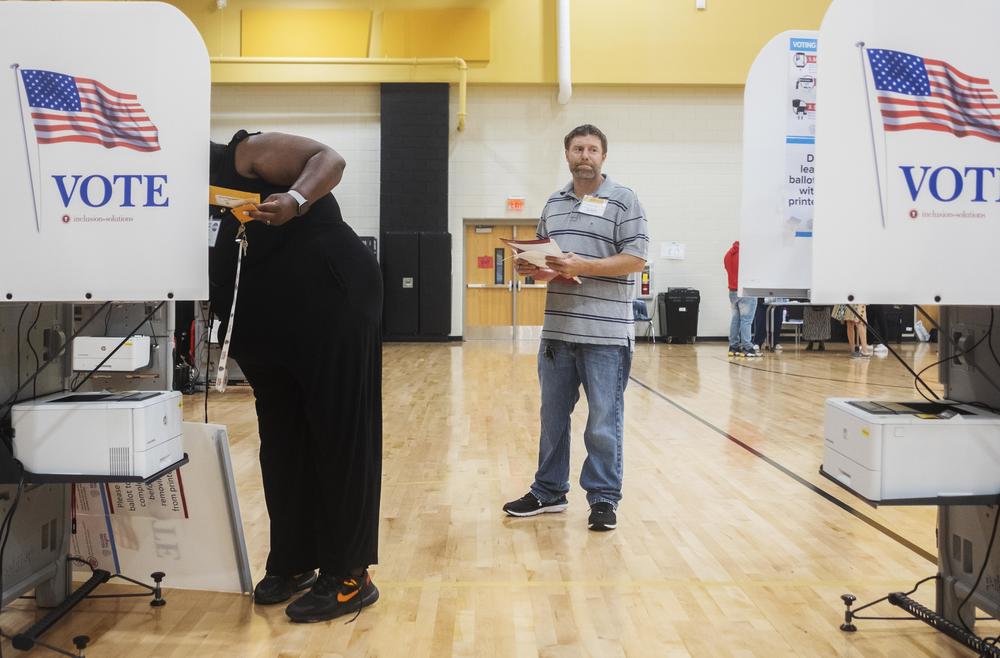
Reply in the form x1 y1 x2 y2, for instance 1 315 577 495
500 238 582 284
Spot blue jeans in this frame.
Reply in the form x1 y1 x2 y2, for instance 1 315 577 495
728 291 757 350
530 339 631 508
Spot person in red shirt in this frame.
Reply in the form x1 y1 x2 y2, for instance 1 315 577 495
723 241 758 357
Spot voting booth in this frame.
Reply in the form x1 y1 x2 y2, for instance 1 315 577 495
0 3 249 655
0 1 209 302
811 0 1000 306
806 1 1000 653
738 30 818 298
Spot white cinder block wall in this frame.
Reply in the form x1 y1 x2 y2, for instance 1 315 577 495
210 84 744 338
210 85 381 240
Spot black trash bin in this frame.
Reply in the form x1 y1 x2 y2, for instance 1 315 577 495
657 288 700 343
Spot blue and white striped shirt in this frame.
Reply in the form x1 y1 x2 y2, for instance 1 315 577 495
537 175 649 346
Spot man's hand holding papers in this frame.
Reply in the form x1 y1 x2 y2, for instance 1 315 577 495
500 238 583 284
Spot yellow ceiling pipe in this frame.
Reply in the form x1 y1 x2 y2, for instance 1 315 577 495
210 56 469 131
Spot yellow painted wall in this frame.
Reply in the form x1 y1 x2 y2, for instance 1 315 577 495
571 0 832 85
382 9 491 62
167 0 832 85
240 9 371 58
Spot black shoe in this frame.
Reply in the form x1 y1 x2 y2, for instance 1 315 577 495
254 571 317 605
805 342 813 351
502 492 568 517
285 570 379 623
818 342 826 351
588 502 617 531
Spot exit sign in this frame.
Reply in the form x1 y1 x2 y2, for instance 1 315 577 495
506 196 525 211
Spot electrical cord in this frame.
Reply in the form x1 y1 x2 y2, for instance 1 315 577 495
0 301 164 656
14 305 29 394
71 301 165 392
912 305 1000 402
0 301 112 430
850 305 995 403
914 305 940 332
103 304 114 335
846 305 941 400
67 555 96 573
144 314 160 349
922 306 1000 398
966 400 1000 416
986 309 1000 376
25 305 42 400
724 357 914 389
911 308 996 404
184 317 204 387
967 311 1000 656
69 305 164 393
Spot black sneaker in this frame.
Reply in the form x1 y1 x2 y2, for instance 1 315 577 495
588 502 617 531
502 492 568 517
253 570 317 605
285 570 379 623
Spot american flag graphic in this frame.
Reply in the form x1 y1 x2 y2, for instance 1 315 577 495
867 49 1000 143
19 69 160 152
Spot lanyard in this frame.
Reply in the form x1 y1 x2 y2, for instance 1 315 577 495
215 224 247 393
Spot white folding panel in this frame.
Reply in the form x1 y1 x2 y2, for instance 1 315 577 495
0 2 209 302
738 30 819 298
812 0 1000 304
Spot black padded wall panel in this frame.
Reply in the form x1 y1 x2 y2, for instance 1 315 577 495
380 84 449 234
418 232 451 336
380 83 452 337
382 232 420 336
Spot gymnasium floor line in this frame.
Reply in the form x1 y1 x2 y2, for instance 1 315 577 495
628 374 937 564
722 356 920 389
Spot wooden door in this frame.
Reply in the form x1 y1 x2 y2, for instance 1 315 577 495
465 224 514 336
514 223 546 329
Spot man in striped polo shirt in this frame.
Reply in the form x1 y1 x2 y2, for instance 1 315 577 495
503 124 649 531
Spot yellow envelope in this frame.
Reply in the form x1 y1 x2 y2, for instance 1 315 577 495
209 185 261 224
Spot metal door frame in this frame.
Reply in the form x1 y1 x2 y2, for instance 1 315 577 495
462 219 542 340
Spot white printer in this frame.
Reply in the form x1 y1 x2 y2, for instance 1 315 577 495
72 335 151 372
11 391 184 478
821 398 1000 503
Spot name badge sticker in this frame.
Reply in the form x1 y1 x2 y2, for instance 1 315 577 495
579 195 608 217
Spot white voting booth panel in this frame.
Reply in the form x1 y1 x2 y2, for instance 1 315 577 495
0 2 208 302
738 31 818 298
812 0 1000 304
70 423 252 594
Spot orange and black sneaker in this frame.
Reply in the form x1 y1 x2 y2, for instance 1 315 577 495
285 570 379 623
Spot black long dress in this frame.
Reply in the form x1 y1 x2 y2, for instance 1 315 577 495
209 130 382 577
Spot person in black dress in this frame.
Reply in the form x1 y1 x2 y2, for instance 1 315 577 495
209 130 382 623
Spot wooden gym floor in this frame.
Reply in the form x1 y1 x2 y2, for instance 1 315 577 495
2 340 996 657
